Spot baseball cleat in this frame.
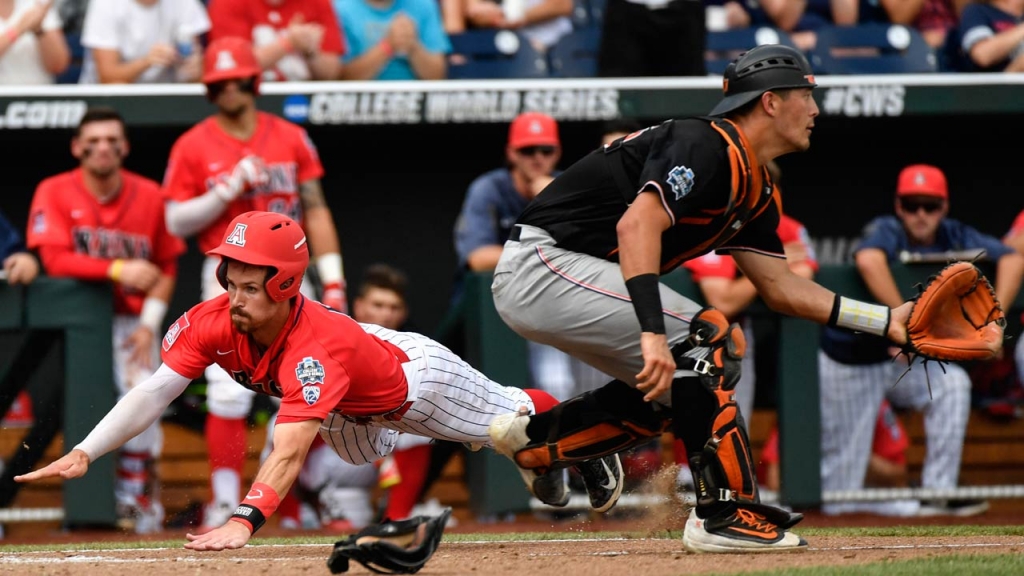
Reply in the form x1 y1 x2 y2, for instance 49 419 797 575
682 508 807 553
574 454 624 513
488 412 569 507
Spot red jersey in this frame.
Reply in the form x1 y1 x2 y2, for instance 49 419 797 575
162 113 324 253
207 0 345 82
27 169 184 315
161 294 409 423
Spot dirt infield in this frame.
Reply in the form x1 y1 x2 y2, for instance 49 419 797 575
3 506 1024 575
2 533 1024 576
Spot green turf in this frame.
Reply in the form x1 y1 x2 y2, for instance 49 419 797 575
737 553 1024 576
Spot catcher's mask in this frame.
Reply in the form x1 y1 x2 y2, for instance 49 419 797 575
709 44 817 116
206 211 308 302
327 507 452 574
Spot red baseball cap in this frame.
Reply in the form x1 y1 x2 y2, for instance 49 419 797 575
897 164 947 199
508 112 559 149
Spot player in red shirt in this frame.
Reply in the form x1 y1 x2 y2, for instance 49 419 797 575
207 0 345 81
25 107 185 534
162 36 348 530
16 211 563 550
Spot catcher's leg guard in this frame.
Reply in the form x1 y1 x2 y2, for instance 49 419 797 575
513 380 670 472
671 308 761 509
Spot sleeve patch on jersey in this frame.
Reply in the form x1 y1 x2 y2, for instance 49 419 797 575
303 384 321 406
667 165 695 201
31 211 46 234
162 313 190 352
296 356 326 385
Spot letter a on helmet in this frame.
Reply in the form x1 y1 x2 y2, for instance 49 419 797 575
207 211 309 302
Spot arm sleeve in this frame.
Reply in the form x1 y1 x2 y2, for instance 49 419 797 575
636 121 729 224
165 194 230 238
74 364 191 461
275 354 350 423
959 225 1013 260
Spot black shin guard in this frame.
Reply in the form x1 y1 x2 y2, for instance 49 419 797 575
514 380 670 472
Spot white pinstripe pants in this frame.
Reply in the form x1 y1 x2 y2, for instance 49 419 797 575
320 325 536 466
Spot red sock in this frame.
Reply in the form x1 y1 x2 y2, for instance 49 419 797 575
524 388 559 413
383 444 432 520
206 414 246 474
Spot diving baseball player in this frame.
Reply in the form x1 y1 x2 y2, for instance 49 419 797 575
162 36 348 530
16 210 562 552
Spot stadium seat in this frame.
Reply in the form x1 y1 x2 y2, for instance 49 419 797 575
55 31 84 84
808 23 937 74
447 29 549 79
547 26 601 78
705 27 798 76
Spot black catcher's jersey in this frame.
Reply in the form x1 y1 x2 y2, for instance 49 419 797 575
516 117 785 274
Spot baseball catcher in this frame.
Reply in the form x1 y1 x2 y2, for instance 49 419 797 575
904 260 1005 362
327 507 452 574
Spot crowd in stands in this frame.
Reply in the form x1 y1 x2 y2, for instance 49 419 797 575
2 0 1023 86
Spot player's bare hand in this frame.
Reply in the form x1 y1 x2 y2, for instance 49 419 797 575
145 43 177 68
118 259 161 292
635 332 676 402
185 520 251 551
888 302 912 347
227 155 269 194
15 449 90 483
14 0 51 35
4 252 39 285
124 325 155 369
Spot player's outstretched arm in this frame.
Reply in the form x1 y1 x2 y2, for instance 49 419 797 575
14 449 90 483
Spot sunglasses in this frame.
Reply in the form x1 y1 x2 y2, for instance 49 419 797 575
899 198 944 214
517 146 557 157
207 77 256 99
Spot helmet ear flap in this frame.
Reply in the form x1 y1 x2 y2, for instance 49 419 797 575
216 258 230 291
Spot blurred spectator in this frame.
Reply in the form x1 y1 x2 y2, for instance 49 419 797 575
334 0 448 80
818 164 1024 517
1003 209 1024 414
26 107 184 533
949 0 1024 72
453 0 572 53
877 0 968 49
0 0 70 84
79 0 209 84
743 0 859 51
0 208 39 285
597 0 706 76
208 0 345 81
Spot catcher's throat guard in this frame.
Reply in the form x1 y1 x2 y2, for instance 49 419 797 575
327 507 452 574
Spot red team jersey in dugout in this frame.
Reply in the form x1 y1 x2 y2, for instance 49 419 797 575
683 214 819 280
26 168 185 315
162 112 324 253
161 294 410 424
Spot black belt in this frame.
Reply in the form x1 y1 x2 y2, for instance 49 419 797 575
509 225 523 242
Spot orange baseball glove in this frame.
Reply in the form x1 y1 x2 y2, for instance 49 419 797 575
905 261 1006 362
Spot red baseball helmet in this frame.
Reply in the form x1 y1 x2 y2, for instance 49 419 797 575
202 36 262 94
207 211 308 302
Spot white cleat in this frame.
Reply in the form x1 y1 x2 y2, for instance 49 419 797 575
682 508 807 554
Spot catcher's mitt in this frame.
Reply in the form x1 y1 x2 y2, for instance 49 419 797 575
327 507 452 575
905 261 1006 363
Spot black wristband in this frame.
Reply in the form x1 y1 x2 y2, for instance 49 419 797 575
625 273 666 334
231 504 267 534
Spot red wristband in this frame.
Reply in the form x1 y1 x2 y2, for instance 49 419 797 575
379 39 394 58
228 482 280 534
